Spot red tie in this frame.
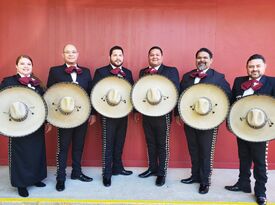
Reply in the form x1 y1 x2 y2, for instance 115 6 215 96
65 66 82 74
110 67 126 77
241 79 263 91
145 67 158 74
18 77 40 86
190 70 207 79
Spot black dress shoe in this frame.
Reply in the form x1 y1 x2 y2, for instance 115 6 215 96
103 177 111 187
180 177 200 184
34 181 46 187
156 176 165 186
18 187 29 197
71 173 93 182
199 184 209 194
56 180 65 192
256 196 267 205
138 170 157 178
112 169 133 176
225 182 251 193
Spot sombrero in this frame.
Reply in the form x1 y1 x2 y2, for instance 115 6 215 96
91 76 133 118
131 74 178 116
178 83 229 130
228 94 275 142
44 82 91 128
0 86 47 137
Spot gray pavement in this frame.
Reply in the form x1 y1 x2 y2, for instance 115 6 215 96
0 166 274 204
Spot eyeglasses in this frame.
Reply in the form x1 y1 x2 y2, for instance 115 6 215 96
63 51 78 54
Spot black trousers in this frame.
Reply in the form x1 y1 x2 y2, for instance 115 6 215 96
101 116 128 178
184 124 218 185
142 114 171 176
237 138 268 197
56 121 88 181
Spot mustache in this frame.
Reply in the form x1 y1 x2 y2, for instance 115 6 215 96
198 62 207 70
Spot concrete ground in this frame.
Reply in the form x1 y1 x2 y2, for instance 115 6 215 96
0 166 274 204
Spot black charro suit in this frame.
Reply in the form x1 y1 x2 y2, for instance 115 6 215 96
0 75 47 188
231 75 275 198
92 65 134 178
139 64 180 177
47 64 93 181
180 68 231 186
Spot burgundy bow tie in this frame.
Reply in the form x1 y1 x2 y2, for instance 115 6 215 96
241 79 263 91
65 66 82 74
18 77 40 86
190 70 207 79
110 67 126 77
145 67 158 74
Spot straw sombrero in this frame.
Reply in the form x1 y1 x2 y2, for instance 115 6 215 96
0 86 47 137
44 82 91 128
91 76 133 118
131 74 178 117
178 83 229 130
228 95 275 142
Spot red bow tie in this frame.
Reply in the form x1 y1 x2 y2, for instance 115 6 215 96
145 67 158 74
18 77 40 86
65 66 82 74
190 70 207 79
110 67 126 77
241 79 263 91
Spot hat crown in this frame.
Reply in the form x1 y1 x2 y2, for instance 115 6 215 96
246 108 267 129
9 102 28 121
146 88 162 105
106 89 122 106
59 97 75 114
194 97 212 115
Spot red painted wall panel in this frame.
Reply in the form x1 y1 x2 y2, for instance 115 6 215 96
0 0 275 168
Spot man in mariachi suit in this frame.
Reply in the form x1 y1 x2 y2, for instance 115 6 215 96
47 44 96 192
225 54 275 205
176 48 231 194
136 46 180 186
92 46 134 187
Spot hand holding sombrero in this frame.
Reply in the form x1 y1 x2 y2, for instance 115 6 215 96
131 74 178 117
43 82 91 128
0 86 47 137
178 83 230 130
228 94 275 142
91 76 133 118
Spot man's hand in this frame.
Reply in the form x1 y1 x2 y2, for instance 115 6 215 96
175 116 182 126
89 115 96 125
134 113 140 123
45 123 52 133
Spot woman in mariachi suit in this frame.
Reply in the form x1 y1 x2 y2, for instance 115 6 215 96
0 55 48 197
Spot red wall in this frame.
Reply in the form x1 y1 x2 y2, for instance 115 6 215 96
1 0 275 169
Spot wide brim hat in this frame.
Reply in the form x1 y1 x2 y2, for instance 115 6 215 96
0 86 47 137
228 95 275 142
178 83 229 130
131 74 178 117
44 82 91 128
91 76 133 118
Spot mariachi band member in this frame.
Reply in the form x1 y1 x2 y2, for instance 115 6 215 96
0 55 48 197
135 46 180 186
176 48 231 194
47 44 96 192
225 54 275 205
92 46 134 187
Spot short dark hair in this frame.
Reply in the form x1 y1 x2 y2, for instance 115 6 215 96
109 46 124 56
148 46 163 55
196 48 213 59
246 54 266 66
16 55 33 66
